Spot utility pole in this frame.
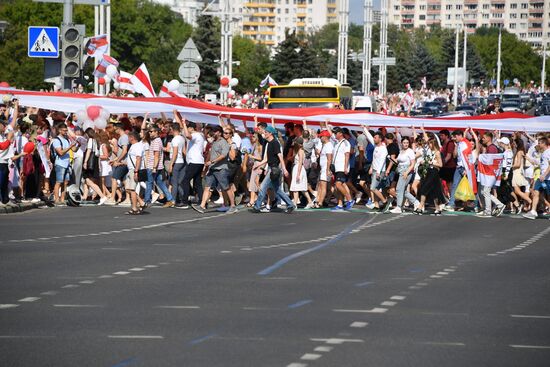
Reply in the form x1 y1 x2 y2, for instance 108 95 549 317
453 24 460 107
463 24 467 94
337 0 349 84
496 27 502 93
379 0 388 96
542 40 546 92
362 0 373 95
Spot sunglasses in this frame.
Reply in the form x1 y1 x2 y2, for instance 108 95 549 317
223 132 232 135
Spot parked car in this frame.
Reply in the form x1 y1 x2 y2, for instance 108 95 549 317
535 98 550 116
519 94 532 111
463 97 486 114
455 104 477 116
421 101 444 116
433 97 449 112
501 98 523 113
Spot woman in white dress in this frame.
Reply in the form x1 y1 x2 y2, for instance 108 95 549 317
98 131 113 201
290 138 314 209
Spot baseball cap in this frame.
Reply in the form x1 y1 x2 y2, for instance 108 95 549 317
319 130 331 137
265 126 278 136
497 137 510 145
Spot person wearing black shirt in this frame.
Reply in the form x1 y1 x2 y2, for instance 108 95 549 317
383 132 400 212
250 126 295 214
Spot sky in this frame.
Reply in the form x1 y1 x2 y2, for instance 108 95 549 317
349 0 381 25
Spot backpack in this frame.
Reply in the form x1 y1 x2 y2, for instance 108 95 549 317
49 137 62 163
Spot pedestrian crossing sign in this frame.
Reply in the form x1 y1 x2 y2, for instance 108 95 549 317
28 26 59 58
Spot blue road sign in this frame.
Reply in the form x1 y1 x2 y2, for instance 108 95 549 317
28 26 59 58
490 79 496 86
503 79 510 86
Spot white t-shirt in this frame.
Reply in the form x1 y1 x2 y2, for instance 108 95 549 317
541 147 550 179
456 140 468 168
127 142 145 170
397 148 415 169
371 144 388 174
332 139 351 172
87 138 100 156
170 135 185 164
319 142 334 170
232 133 242 149
187 132 205 164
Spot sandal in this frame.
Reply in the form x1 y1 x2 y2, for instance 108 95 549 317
125 209 141 215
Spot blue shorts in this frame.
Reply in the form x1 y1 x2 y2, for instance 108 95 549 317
55 165 71 183
205 169 230 191
534 179 550 195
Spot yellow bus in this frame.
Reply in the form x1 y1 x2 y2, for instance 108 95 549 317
267 78 353 109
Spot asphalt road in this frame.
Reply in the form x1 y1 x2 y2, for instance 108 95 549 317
1 206 549 367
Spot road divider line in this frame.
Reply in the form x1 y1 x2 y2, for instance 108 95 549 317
108 335 164 339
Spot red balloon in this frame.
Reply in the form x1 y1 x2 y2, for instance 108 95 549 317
98 77 106 85
0 81 10 88
87 105 101 120
23 142 35 154
220 76 230 87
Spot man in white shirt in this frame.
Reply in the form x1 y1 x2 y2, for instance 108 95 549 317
167 123 186 206
331 127 353 211
315 130 333 207
363 126 389 210
0 120 14 205
174 112 205 209
52 123 78 205
523 137 550 219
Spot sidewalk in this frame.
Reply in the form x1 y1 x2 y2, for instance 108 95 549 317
0 201 47 214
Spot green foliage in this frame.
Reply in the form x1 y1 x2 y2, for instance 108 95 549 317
232 36 271 93
192 14 220 94
271 30 320 84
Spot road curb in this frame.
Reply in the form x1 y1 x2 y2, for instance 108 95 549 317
0 201 46 215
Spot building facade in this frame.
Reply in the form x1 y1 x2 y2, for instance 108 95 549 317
388 0 550 48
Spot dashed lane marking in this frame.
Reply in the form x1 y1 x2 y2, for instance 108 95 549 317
350 322 368 328
333 308 388 313
310 338 364 345
391 295 406 301
113 271 130 275
314 346 334 352
18 297 40 302
154 306 200 309
301 354 322 361
40 291 58 296
108 335 164 340
510 345 550 349
510 314 550 319
381 301 397 307
0 304 19 309
53 304 103 308
422 342 466 347
61 284 79 289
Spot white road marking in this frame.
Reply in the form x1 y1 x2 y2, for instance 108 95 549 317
79 280 95 284
220 251 232 253
416 282 429 286
40 291 58 296
430 275 443 278
0 335 55 339
422 342 465 347
61 284 79 289
287 364 308 367
158 262 170 265
437 272 449 275
310 338 364 344
444 268 456 272
129 268 145 272
350 322 368 328
314 346 334 352
381 301 397 307
108 335 164 339
98 275 113 279
301 354 321 361
113 271 130 275
409 286 421 289
333 308 387 313
0 304 19 309
18 297 40 302
391 296 406 301
144 265 158 268
53 304 103 308
510 314 550 319
155 306 200 309
510 345 550 349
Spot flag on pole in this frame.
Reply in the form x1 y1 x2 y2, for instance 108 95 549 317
260 74 278 88
117 71 135 92
158 80 179 97
86 35 109 59
478 153 504 188
421 76 427 90
130 63 156 98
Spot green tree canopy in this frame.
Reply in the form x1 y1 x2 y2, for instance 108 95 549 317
192 14 220 94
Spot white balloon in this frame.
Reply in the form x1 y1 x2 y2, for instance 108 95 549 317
229 78 239 87
126 94 135 98
99 107 110 120
103 75 111 83
218 86 229 94
228 90 236 98
106 65 118 78
75 109 88 123
94 118 107 130
168 79 180 91
82 120 94 132
113 82 120 89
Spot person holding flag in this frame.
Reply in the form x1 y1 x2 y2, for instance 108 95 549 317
445 130 476 211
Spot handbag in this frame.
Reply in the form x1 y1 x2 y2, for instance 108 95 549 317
269 165 282 181
129 155 148 182
330 140 344 174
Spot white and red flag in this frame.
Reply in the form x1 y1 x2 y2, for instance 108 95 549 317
260 74 278 88
478 153 504 188
459 139 478 194
420 76 427 90
130 63 156 98
400 90 415 112
117 71 135 92
158 81 179 97
86 35 109 58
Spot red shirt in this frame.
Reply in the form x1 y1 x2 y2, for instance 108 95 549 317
441 140 456 168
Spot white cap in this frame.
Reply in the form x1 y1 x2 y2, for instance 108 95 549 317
497 137 510 145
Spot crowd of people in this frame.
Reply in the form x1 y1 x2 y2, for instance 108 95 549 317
1 98 549 220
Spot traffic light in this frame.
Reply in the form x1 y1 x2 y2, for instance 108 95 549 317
61 24 83 78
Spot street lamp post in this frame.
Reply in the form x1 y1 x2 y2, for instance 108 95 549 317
337 0 349 84
453 24 460 107
379 0 388 97
362 0 373 95
542 41 547 92
496 27 502 93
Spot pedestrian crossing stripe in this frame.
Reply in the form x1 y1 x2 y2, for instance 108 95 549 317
28 26 59 58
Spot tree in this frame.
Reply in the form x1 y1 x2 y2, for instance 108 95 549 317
232 36 271 93
192 14 220 93
271 30 320 84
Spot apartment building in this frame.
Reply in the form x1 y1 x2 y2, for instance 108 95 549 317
388 0 550 48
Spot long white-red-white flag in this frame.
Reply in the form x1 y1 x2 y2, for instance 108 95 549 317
130 63 156 98
478 153 504 188
158 81 179 97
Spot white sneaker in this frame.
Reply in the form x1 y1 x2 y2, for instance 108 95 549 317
389 207 402 214
98 196 108 206
31 198 41 203
304 202 314 209
365 202 375 209
413 202 420 211
151 192 160 204
443 205 455 212
214 196 224 205
355 192 363 203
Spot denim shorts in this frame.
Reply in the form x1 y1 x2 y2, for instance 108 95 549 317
205 169 230 191
55 165 71 183
534 179 550 195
